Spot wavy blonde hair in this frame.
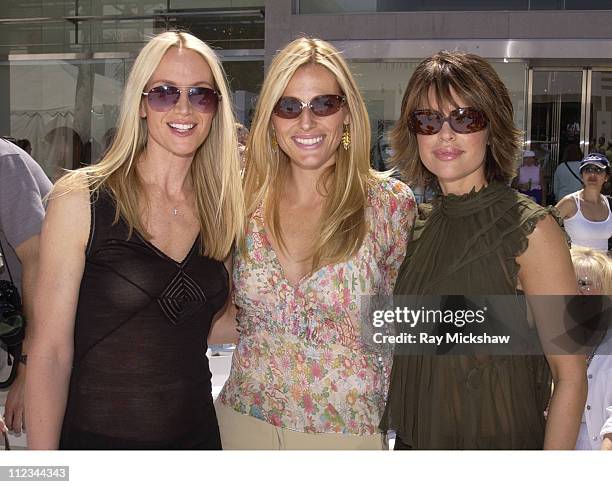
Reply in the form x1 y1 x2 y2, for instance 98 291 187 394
56 31 244 260
242 37 378 269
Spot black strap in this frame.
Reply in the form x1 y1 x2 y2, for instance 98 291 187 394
0 237 22 391
0 237 15 284
564 162 584 185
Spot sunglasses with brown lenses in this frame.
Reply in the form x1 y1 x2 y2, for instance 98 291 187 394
409 107 488 135
273 95 346 119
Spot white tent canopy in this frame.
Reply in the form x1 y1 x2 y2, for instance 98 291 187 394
9 59 124 177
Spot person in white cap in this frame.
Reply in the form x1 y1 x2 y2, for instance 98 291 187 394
556 153 612 251
512 149 544 204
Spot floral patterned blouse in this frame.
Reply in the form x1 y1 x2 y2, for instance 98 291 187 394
218 178 416 435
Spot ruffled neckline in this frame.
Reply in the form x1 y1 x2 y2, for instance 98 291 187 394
435 181 508 218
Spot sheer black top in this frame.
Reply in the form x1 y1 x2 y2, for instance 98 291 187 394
60 189 228 449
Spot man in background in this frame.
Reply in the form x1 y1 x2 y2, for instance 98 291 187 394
554 144 584 203
0 137 52 434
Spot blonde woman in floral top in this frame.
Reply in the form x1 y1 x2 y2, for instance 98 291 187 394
215 38 416 449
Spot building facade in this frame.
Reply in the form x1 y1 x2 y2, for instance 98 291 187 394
2 0 612 200
0 1 266 177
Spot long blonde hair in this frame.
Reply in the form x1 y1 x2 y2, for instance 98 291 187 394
242 37 377 269
57 31 244 260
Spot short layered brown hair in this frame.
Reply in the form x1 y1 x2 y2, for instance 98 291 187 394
391 51 522 187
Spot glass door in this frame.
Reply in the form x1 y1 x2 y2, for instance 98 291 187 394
588 70 612 160
528 69 585 204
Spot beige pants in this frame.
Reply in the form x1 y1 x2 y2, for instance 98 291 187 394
215 401 388 450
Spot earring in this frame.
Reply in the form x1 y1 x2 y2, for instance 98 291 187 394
342 123 351 151
270 128 278 152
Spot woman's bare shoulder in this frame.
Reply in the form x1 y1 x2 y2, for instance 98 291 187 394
44 174 92 250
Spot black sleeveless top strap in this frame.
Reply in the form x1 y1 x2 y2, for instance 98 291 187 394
60 188 228 450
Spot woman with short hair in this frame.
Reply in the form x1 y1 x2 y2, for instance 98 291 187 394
382 51 586 450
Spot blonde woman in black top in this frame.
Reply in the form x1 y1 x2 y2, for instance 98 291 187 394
25 32 243 450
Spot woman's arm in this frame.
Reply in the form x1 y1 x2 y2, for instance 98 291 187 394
3 235 40 434
517 214 586 450
24 183 90 449
208 254 239 345
208 304 239 345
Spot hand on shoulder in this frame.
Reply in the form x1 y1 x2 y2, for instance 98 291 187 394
555 193 578 219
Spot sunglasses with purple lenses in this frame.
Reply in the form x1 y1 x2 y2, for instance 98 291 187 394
410 107 488 135
142 85 220 113
273 94 346 119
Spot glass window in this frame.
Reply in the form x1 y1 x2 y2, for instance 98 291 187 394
529 70 584 203
223 60 264 127
298 0 377 14
0 55 262 180
588 71 612 161
297 0 611 13
159 11 264 50
3 0 72 19
529 0 564 8
374 0 528 11
564 0 612 8
169 1 263 7
0 1 264 54
0 0 76 55
77 1 265 50
0 58 127 180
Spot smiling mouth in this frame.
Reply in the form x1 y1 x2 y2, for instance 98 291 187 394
293 135 324 146
168 122 196 133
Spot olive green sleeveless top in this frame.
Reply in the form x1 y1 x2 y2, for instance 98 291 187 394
382 181 559 449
